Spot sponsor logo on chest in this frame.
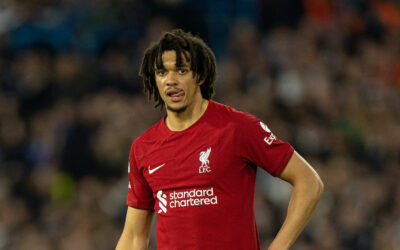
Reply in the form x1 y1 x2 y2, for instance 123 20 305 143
157 187 218 214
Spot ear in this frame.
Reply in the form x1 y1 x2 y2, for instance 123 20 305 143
196 76 205 86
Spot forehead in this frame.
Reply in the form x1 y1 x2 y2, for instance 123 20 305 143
156 50 190 69
162 51 178 63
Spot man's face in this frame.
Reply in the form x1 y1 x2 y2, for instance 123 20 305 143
155 50 203 113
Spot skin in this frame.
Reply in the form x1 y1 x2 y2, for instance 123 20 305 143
116 207 154 250
268 151 324 250
154 50 207 131
116 50 324 250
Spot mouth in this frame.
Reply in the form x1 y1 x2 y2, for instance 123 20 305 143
166 89 185 102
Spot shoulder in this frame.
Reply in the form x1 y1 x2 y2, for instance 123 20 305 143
137 119 166 142
210 100 260 127
129 118 166 157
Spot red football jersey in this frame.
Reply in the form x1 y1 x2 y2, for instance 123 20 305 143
127 100 294 250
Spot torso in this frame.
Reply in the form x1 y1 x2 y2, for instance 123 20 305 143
129 100 293 250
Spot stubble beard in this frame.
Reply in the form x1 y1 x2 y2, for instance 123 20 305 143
166 104 187 113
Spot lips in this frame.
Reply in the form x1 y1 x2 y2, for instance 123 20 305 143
166 89 185 102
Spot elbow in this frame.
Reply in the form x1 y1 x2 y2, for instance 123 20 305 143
314 175 324 200
300 172 324 201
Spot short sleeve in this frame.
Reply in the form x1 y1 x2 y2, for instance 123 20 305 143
236 113 294 177
126 144 155 210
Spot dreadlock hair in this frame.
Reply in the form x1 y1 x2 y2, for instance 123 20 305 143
139 29 217 108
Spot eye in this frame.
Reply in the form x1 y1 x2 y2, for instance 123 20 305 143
156 69 167 76
178 69 188 74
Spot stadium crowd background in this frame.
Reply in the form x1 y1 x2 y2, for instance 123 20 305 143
0 0 400 249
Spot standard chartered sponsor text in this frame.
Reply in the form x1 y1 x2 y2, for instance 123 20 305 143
169 187 218 208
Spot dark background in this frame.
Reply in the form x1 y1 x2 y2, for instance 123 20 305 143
0 0 399 249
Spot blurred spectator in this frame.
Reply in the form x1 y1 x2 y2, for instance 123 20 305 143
0 0 399 249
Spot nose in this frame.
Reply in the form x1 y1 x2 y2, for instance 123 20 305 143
165 71 178 86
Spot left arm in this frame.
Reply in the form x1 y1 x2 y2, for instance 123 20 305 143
268 151 324 250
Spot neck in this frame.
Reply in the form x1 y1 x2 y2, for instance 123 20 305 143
165 99 209 131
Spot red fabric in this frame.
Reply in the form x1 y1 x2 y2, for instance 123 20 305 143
126 100 294 250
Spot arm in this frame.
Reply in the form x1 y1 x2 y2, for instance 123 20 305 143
116 207 155 250
268 151 324 250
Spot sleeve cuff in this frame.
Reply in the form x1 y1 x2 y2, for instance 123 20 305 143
271 146 294 177
127 200 155 210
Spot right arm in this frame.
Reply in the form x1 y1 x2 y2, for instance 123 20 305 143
116 207 154 250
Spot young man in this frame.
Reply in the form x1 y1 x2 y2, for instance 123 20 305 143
116 29 324 250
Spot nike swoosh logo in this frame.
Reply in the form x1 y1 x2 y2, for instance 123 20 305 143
148 163 166 174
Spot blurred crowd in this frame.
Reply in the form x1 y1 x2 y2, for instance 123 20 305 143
0 0 400 249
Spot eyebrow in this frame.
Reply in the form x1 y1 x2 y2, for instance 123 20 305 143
176 63 189 68
155 62 190 70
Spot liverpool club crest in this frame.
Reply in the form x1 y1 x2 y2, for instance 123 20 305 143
199 147 212 174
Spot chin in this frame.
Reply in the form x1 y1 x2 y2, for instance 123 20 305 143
166 104 187 113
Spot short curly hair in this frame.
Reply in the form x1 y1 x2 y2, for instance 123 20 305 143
139 29 216 108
